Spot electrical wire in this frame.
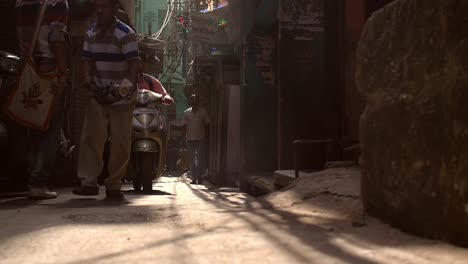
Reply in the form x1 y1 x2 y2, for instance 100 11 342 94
139 0 193 80
151 1 176 39
152 7 171 38
141 0 171 41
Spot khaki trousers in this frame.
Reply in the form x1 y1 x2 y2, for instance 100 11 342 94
77 99 134 190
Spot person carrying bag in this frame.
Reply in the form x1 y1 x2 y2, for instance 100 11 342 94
8 0 70 199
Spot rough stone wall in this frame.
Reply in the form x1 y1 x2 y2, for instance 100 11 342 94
356 0 468 246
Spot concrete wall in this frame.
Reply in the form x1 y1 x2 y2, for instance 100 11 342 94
357 0 468 246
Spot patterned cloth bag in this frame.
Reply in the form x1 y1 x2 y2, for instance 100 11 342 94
5 1 58 131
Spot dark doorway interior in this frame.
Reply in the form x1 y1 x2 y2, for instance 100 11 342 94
279 0 344 170
365 0 396 18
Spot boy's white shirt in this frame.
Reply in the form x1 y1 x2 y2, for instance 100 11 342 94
183 107 210 141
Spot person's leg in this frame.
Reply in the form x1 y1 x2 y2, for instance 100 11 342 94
187 141 198 183
28 111 63 199
28 132 48 189
74 99 108 195
198 140 207 181
194 141 204 182
105 104 134 197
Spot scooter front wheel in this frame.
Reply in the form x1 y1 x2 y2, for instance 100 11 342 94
133 179 142 191
140 153 154 193
128 154 142 191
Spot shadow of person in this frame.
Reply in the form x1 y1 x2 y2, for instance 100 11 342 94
123 190 173 196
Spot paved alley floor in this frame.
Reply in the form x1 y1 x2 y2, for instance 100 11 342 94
0 172 467 264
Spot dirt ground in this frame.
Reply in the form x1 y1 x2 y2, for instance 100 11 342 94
0 170 467 264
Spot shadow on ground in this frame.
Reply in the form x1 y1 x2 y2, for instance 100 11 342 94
1 173 461 264
186 179 451 264
123 190 173 196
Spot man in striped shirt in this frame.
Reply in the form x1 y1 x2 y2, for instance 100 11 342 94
16 0 69 200
73 0 139 199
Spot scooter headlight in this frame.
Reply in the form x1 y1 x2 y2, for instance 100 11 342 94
137 90 151 105
136 113 154 126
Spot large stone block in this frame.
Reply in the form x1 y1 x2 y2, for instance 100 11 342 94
356 0 468 246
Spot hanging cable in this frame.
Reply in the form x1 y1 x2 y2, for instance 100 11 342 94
150 0 176 40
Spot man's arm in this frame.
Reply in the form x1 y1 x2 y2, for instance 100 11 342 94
49 41 68 95
82 60 94 85
151 77 168 95
53 42 67 75
148 76 174 104
81 29 94 86
48 1 69 85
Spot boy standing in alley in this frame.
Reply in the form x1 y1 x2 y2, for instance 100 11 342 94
183 94 210 184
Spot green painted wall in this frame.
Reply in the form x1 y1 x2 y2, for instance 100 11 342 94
135 0 168 36
134 0 188 119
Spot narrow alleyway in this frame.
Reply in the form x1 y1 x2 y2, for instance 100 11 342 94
0 173 467 264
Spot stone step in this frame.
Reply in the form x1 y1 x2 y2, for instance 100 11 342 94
273 169 327 188
248 174 276 194
273 170 297 188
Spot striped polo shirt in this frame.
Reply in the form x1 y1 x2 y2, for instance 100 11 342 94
82 19 139 89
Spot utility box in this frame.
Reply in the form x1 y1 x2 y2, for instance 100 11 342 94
193 55 240 186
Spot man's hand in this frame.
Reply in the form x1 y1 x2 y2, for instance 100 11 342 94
83 79 98 97
82 61 97 96
163 95 175 105
50 73 68 95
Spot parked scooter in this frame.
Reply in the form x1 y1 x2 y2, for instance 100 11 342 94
0 51 24 191
0 51 19 145
127 89 167 192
